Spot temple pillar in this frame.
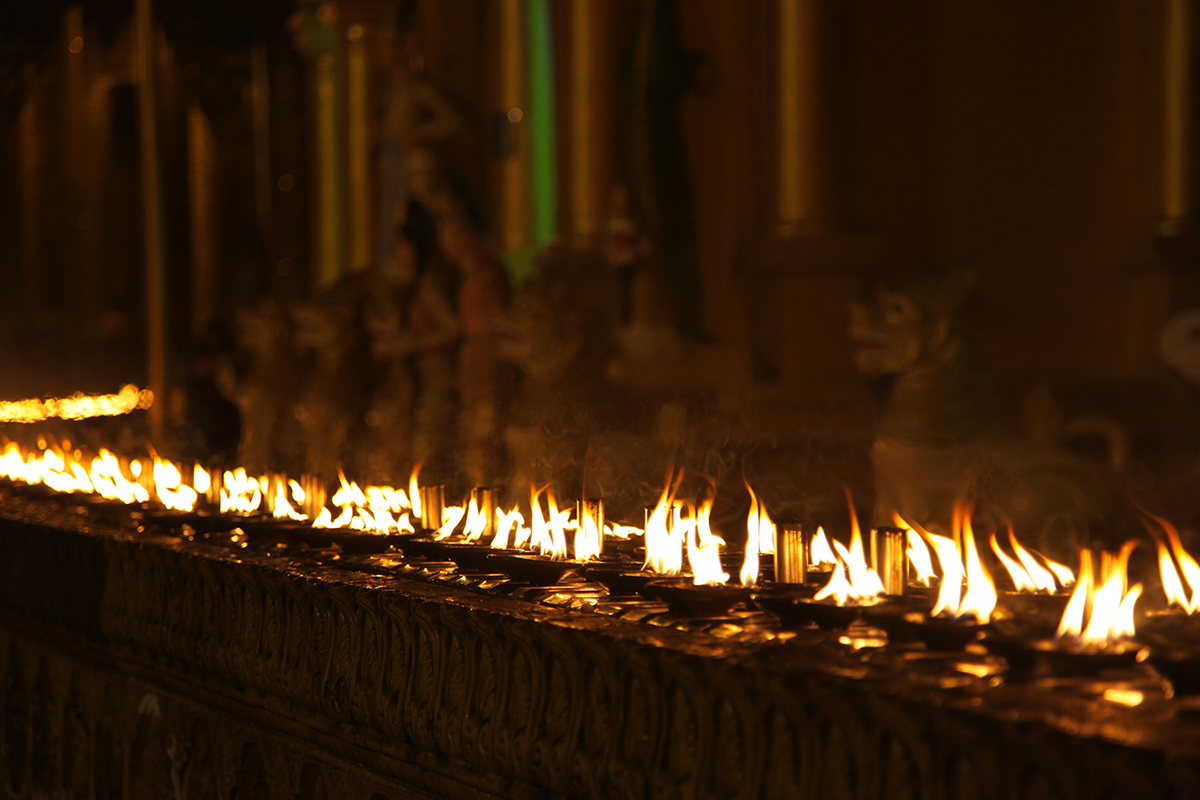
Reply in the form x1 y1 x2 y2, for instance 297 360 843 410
563 0 613 247
495 0 532 257
776 0 823 235
136 0 167 436
346 22 374 273
188 102 217 334
1162 0 1191 236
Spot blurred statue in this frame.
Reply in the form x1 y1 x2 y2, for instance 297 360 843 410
603 185 649 328
234 297 298 474
353 202 441 484
502 245 621 498
404 216 460 481
436 195 511 485
379 30 462 274
851 270 1128 558
292 287 368 485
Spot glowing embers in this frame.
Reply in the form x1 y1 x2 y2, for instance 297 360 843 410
1056 544 1141 649
813 491 884 605
0 384 152 423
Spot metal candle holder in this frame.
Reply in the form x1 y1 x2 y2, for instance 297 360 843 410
871 526 907 596
774 521 808 584
472 487 497 539
420 485 444 530
577 499 604 555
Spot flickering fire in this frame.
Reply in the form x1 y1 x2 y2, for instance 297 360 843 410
893 513 936 586
740 482 774 587
1144 511 1200 613
491 507 523 549
931 502 996 623
575 501 603 563
463 495 487 542
221 468 264 514
809 527 837 567
814 492 884 604
688 497 729 585
435 505 466 540
152 455 198 512
1056 544 1141 648
0 384 152 423
644 471 685 575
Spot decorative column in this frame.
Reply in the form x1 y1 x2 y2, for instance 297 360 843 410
1163 0 1191 235
346 22 374 272
495 0 531 257
776 0 823 235
188 102 217 334
293 3 349 291
564 0 613 246
136 0 167 437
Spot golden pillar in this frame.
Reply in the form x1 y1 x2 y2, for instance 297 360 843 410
776 0 822 235
18 83 42 311
1163 0 1191 234
136 0 167 437
251 43 273 252
564 0 613 246
496 0 531 254
346 23 374 272
313 46 348 289
188 102 217 334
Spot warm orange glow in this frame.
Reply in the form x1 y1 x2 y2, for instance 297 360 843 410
1057 543 1141 647
814 491 884 604
928 532 964 617
152 455 198 512
740 482 774 587
809 526 837 566
435 505 466 540
491 506 524 549
990 531 1039 592
463 495 486 542
689 497 729 585
893 513 935 586
575 502 603 562
545 490 570 560
928 502 996 622
409 464 422 521
1145 511 1200 613
0 384 152 423
958 512 997 622
1008 528 1067 592
222 468 264 514
644 470 685 575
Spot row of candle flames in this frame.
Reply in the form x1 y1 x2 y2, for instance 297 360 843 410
2 437 1199 651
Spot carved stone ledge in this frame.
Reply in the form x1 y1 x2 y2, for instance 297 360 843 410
0 500 1198 798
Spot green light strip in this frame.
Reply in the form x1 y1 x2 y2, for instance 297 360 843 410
526 0 558 249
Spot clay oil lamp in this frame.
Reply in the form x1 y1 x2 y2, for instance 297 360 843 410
981 544 1144 678
757 494 889 631
864 504 1002 651
638 494 751 617
1131 513 1200 694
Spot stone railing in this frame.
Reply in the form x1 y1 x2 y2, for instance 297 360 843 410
0 495 1197 798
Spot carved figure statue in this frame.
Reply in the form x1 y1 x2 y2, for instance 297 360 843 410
436 195 511 485
233 298 299 474
404 222 460 481
851 270 1127 558
292 287 368 485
